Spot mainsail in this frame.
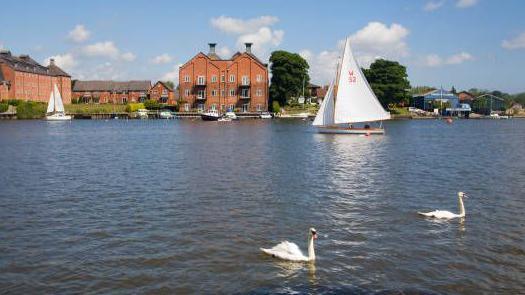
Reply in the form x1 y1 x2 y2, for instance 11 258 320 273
312 81 335 126
53 84 65 113
333 38 390 124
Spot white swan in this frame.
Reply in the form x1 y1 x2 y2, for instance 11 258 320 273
261 228 317 262
418 192 468 219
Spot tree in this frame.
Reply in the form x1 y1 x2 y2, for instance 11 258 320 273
362 59 411 107
451 86 457 94
269 50 310 108
163 81 175 90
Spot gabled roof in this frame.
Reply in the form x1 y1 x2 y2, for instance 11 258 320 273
0 50 70 77
476 93 504 101
154 81 174 91
73 80 151 92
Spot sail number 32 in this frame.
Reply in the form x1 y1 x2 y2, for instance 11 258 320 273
348 70 357 84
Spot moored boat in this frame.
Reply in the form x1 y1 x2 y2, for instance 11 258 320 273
201 110 220 121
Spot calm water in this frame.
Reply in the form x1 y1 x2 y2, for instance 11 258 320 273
0 119 524 294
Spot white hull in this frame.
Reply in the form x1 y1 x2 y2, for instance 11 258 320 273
46 113 72 121
316 126 385 135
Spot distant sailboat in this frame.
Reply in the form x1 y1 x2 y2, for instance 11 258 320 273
313 37 390 134
46 84 71 121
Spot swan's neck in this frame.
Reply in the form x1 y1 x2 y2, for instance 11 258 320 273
307 236 315 261
458 196 466 217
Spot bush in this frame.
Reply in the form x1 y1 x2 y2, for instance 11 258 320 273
272 101 281 113
71 98 79 104
125 103 145 113
0 103 8 113
144 99 161 110
16 101 47 119
7 99 21 106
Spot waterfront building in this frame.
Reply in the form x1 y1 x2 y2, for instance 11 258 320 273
178 43 269 113
0 50 71 103
72 80 151 104
457 91 475 105
471 94 505 115
412 88 471 116
149 81 175 104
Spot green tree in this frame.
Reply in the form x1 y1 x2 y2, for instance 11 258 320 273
163 81 175 90
362 59 411 107
451 86 457 94
269 50 310 108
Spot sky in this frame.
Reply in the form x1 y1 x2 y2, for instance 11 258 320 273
1 0 525 93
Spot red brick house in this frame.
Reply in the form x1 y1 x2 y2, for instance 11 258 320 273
178 43 269 113
72 80 151 104
0 50 71 103
458 91 475 105
149 81 175 104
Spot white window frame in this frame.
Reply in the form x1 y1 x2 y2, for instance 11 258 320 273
241 88 249 98
211 75 217 83
256 88 263 97
221 75 225 82
184 75 190 82
229 88 235 97
229 104 235 111
242 75 249 85
256 74 263 82
184 89 190 97
184 103 190 112
242 103 250 113
211 89 218 97
221 89 225 97
256 104 262 111
229 74 235 82
197 89 205 99
197 76 205 85
211 104 217 111
197 103 205 112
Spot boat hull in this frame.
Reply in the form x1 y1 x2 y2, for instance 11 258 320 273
201 114 220 121
46 114 72 121
316 126 385 135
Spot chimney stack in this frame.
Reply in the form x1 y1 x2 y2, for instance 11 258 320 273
245 43 253 54
208 43 217 54
50 58 55 66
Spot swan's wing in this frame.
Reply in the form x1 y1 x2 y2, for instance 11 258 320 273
419 210 458 219
261 241 307 261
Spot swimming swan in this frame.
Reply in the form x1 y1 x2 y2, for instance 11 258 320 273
261 228 317 262
418 192 468 219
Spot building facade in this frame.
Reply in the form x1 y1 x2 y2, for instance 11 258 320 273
0 50 71 103
72 81 151 104
178 43 269 113
149 81 175 104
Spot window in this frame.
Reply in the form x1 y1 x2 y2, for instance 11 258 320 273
221 104 226 111
122 97 128 104
184 89 190 97
256 74 263 82
229 104 235 111
211 104 217 111
229 74 235 82
184 103 190 112
197 89 205 99
197 103 205 112
229 88 235 96
211 75 217 83
197 76 205 85
241 88 249 98
221 89 225 97
256 104 263 111
256 88 263 97
162 89 168 95
211 89 218 97
221 75 225 82
242 103 250 113
184 75 190 82
241 75 249 85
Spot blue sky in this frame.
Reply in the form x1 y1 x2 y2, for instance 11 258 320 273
1 0 525 93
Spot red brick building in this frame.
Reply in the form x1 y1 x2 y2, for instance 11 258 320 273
0 50 71 103
72 80 151 104
178 43 268 113
457 91 475 105
149 81 175 104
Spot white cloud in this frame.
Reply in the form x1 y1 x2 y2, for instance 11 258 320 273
422 52 474 67
120 52 136 62
162 64 182 83
424 1 444 11
210 15 284 58
44 53 77 71
68 25 90 43
81 41 135 61
210 15 279 35
349 22 410 66
217 46 232 58
299 49 339 85
456 0 477 8
151 53 173 64
0 43 4 50
502 32 525 50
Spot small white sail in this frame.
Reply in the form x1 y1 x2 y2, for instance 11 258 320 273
46 89 55 114
312 81 335 126
333 38 390 124
53 84 65 113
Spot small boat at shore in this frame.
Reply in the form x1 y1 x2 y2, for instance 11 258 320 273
201 110 220 121
312 37 390 134
46 84 71 121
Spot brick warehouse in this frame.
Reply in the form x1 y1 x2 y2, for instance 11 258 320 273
0 50 71 103
72 81 151 104
179 43 269 113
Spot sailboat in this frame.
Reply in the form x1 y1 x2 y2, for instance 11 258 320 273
312 37 390 134
46 84 71 121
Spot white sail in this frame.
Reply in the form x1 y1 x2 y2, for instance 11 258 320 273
333 38 390 124
53 84 65 113
46 89 55 113
312 81 335 126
